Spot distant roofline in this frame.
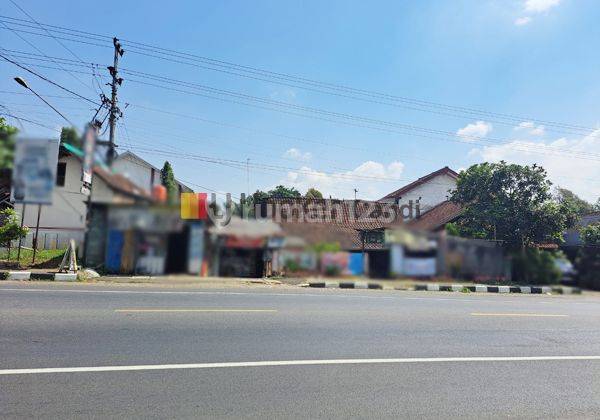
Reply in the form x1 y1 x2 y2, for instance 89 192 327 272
379 166 459 201
116 150 192 191
60 144 152 201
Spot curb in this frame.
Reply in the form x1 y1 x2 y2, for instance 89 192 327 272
413 284 581 295
6 271 31 281
307 281 581 295
54 273 77 282
308 281 382 290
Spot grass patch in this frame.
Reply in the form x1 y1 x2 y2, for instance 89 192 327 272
0 248 66 269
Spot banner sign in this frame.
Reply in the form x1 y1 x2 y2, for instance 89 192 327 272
11 138 59 204
81 124 97 185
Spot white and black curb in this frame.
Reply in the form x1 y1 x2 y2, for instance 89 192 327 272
413 284 581 295
309 281 383 290
6 271 31 281
307 281 581 294
54 273 77 282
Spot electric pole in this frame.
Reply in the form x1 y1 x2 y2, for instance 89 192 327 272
106 37 124 167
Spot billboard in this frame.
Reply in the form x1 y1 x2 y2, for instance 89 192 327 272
11 138 60 204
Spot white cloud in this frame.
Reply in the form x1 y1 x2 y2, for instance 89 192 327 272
514 16 532 26
456 121 493 142
524 0 561 13
471 129 600 202
515 121 545 136
515 0 561 26
270 88 297 101
283 148 312 162
278 160 405 200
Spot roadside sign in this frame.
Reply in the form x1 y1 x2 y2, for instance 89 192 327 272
11 138 59 204
82 124 97 185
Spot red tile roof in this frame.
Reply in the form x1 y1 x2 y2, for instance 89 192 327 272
407 200 462 231
263 198 400 250
263 198 404 230
380 166 459 201
279 223 374 251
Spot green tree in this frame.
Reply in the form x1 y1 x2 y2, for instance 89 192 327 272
450 161 576 250
60 126 81 149
556 188 593 216
305 187 323 199
268 185 301 199
0 208 28 247
0 117 18 170
160 161 178 204
577 223 600 290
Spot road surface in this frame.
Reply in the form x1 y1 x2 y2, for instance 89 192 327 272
2 282 600 419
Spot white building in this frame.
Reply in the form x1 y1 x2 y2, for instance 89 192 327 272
379 166 459 219
13 146 153 251
113 151 192 195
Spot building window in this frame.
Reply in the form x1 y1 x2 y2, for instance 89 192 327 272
56 162 66 186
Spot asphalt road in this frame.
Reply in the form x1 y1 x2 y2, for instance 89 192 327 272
2 282 600 419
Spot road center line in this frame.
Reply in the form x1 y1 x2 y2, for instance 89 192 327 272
2 356 599 376
115 309 277 313
471 313 568 317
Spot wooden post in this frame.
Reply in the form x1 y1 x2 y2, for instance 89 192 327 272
32 204 42 265
16 204 26 266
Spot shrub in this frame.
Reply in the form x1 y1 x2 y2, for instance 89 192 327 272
324 265 341 277
511 248 561 285
0 208 28 247
284 259 300 273
577 223 600 290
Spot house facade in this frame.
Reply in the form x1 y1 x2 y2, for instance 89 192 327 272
113 151 193 195
13 145 153 251
379 166 459 218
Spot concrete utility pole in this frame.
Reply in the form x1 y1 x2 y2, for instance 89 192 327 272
106 37 124 167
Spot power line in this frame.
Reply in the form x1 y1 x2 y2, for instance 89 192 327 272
6 51 600 164
0 19 97 95
0 16 596 134
122 76 600 162
0 111 61 131
6 0 105 95
0 53 100 105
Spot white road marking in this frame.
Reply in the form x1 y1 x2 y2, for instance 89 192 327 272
2 356 600 376
471 313 568 317
115 309 277 313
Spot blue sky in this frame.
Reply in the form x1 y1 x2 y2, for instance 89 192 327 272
1 0 599 201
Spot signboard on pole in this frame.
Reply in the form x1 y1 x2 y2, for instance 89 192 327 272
11 138 59 204
81 124 97 185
